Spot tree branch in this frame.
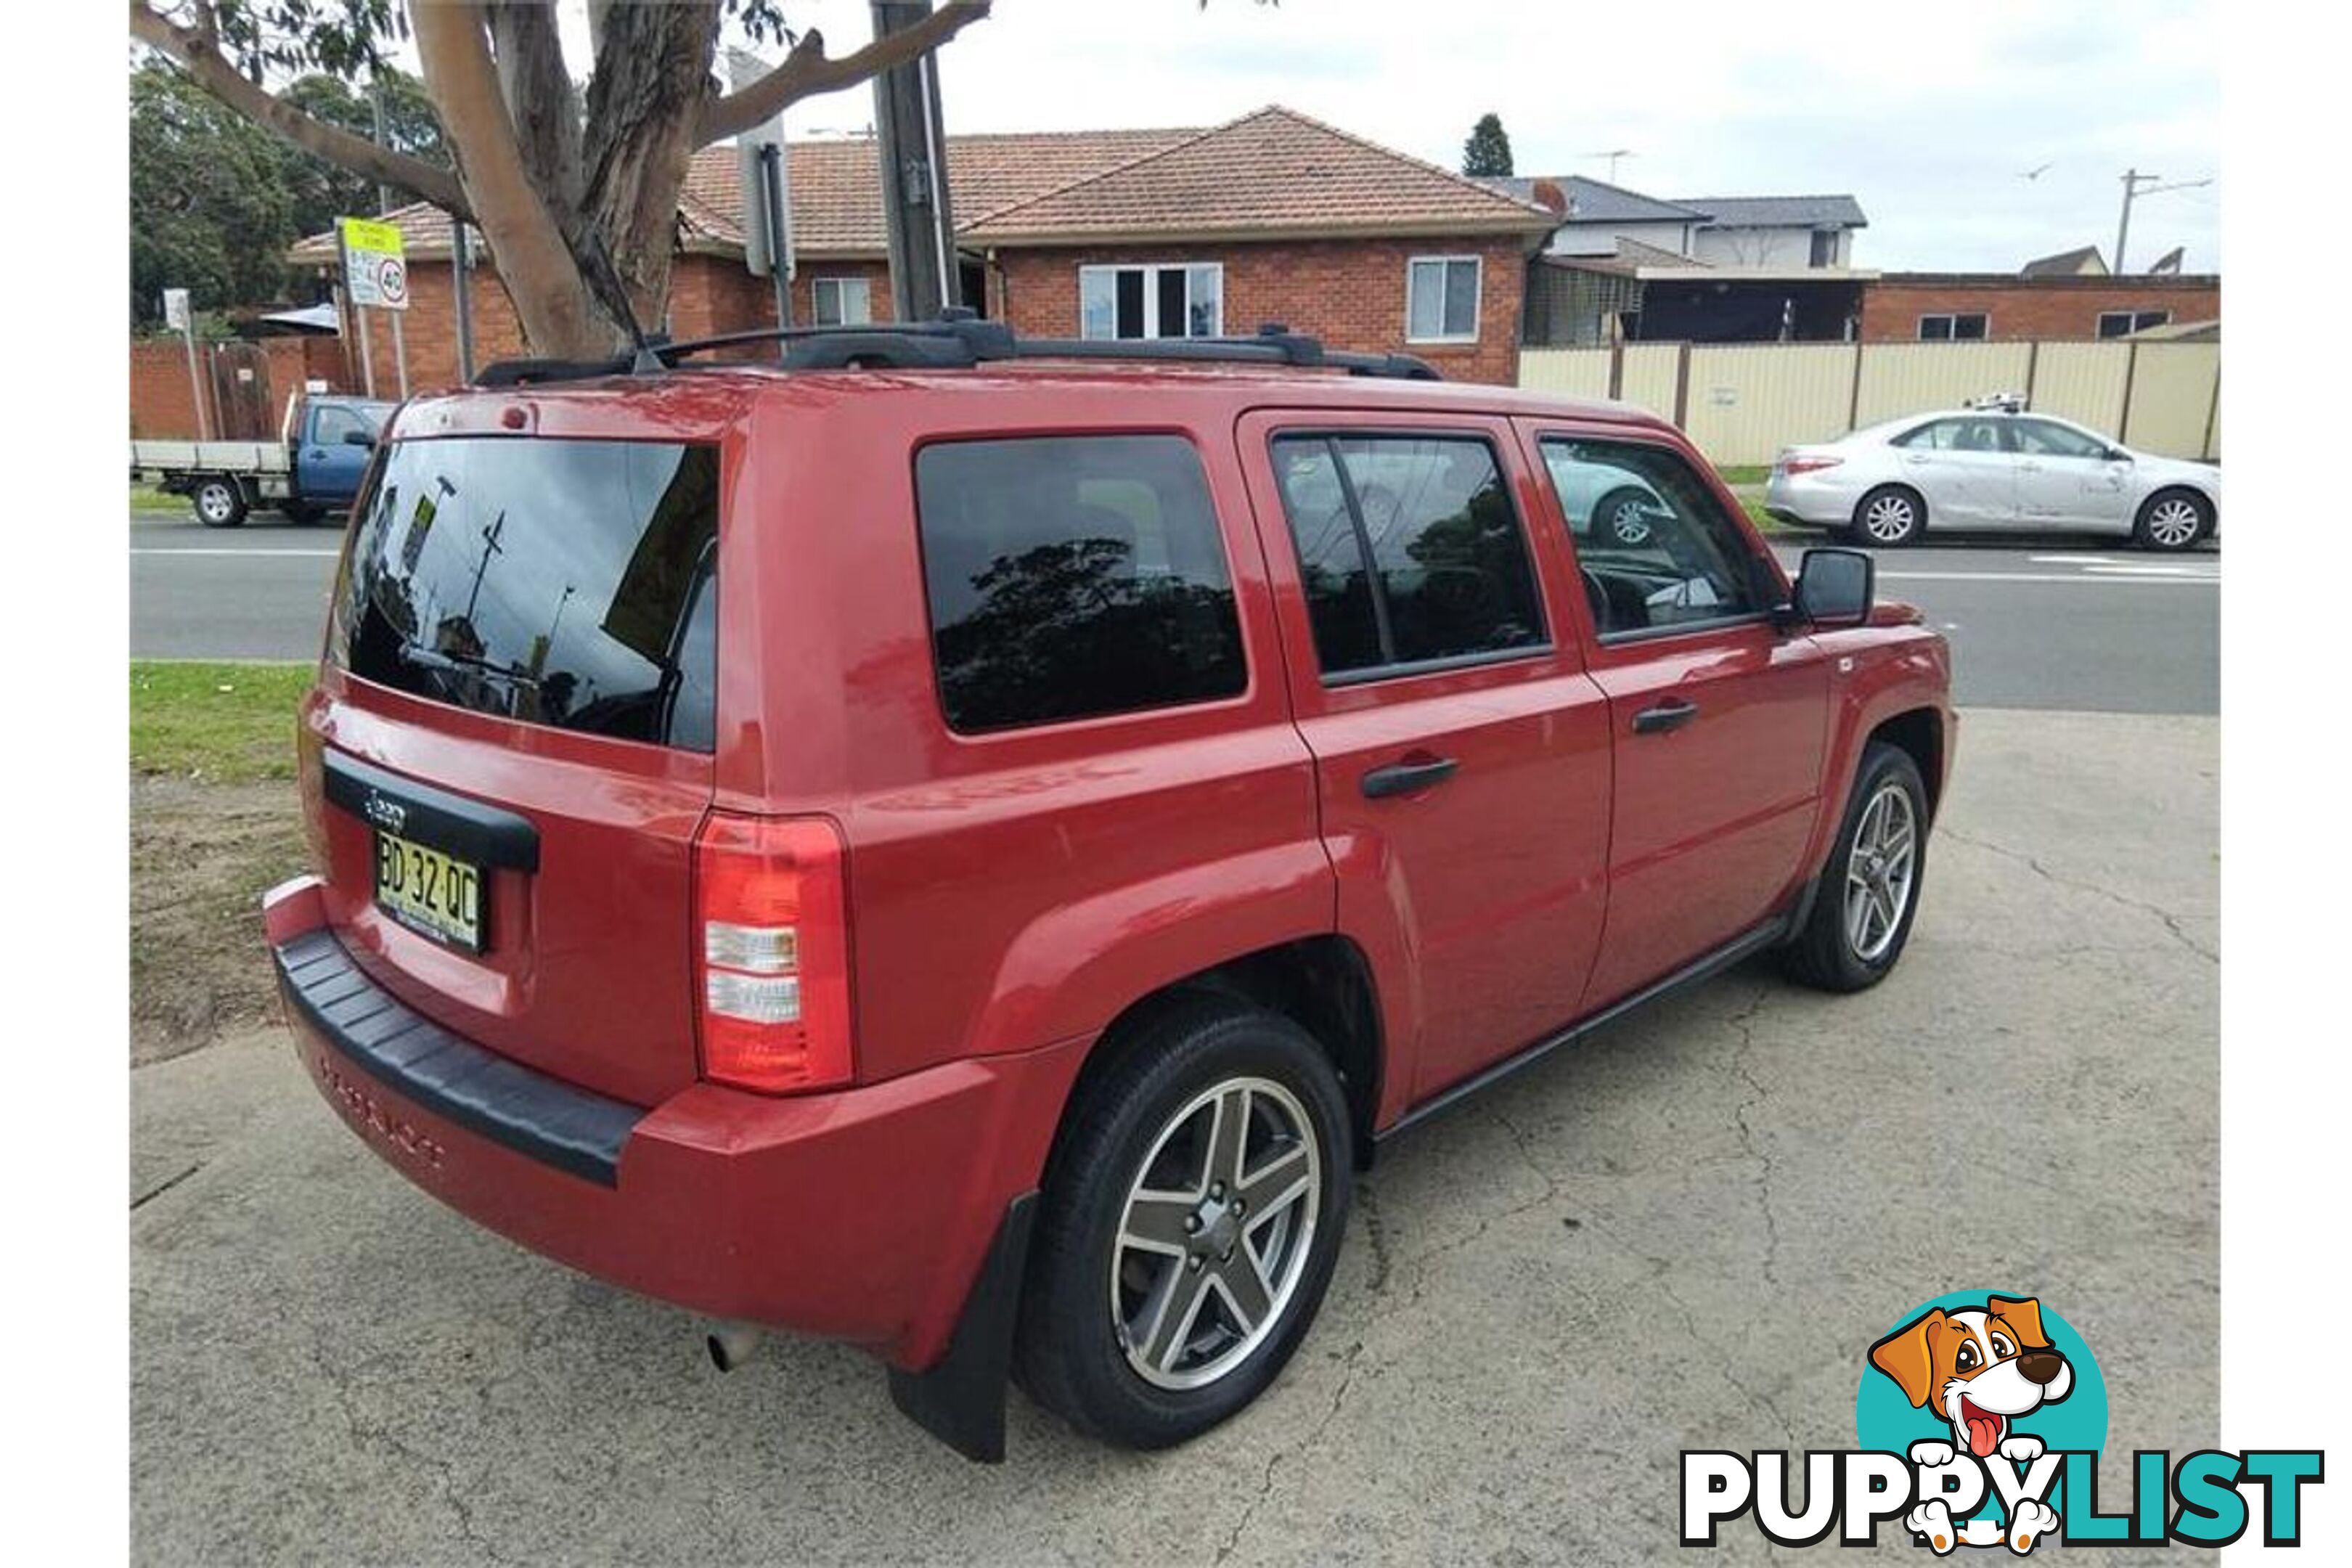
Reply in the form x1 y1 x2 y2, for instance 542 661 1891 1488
129 0 470 219
695 0 991 147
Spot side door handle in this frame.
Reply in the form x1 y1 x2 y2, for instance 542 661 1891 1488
1360 756 1458 799
1632 698 1700 735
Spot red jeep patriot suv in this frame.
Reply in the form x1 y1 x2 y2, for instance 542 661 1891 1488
264 319 1952 1461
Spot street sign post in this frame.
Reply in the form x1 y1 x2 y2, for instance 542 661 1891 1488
727 48 795 349
339 216 409 398
162 287 210 441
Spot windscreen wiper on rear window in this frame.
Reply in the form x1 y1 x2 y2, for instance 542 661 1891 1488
395 643 542 689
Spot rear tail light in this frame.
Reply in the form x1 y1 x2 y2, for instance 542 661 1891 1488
1779 455 1845 476
693 812 853 1094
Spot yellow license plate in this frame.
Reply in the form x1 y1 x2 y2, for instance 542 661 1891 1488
372 830 485 952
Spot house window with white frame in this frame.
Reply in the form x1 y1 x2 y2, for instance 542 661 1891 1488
812 276 872 327
1917 312 1988 341
1079 263 1223 340
1407 256 1482 343
2096 309 2171 338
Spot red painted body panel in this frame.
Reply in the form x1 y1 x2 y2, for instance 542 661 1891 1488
1234 409 1613 1115
270 875 1086 1367
282 364 1952 1377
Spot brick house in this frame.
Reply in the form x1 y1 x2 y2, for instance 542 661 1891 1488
1857 272 2221 343
282 105 1556 394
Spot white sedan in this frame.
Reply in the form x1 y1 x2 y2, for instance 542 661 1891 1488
1765 407 2219 550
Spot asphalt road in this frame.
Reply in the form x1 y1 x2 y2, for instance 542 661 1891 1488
130 708 2218 1564
1770 539 2220 716
131 510 2221 714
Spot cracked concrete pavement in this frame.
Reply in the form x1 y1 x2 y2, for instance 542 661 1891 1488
131 707 2216 1564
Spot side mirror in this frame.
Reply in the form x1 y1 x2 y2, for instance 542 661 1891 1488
1794 547 1874 628
343 430 378 448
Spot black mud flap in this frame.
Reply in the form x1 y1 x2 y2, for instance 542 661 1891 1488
1779 871 1824 942
886 1191 1037 1463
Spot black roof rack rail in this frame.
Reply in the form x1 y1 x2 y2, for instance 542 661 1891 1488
473 316 1440 388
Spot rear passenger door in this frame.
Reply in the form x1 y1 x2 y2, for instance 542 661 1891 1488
1889 416 2019 526
1524 428 1831 1009
1238 412 1614 1107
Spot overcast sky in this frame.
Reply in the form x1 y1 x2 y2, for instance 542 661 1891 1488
672 0 2218 274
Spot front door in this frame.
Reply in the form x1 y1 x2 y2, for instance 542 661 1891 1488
1524 427 1832 1009
1238 412 1614 1106
2010 417 2133 528
1889 415 2020 526
301 403 377 505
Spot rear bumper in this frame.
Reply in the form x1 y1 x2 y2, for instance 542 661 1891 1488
264 875 1087 1370
1764 470 1855 527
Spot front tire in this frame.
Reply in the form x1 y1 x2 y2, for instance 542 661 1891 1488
2133 488 2211 552
1015 999 1352 1449
279 500 324 525
1851 485 1924 547
1780 741 1930 992
192 477 248 528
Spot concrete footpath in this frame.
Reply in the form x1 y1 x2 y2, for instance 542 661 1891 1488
131 708 2217 1564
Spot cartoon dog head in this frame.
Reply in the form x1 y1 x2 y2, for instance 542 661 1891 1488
1869 1296 2073 1458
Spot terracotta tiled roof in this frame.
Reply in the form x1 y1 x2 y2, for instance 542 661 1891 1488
287 207 487 266
288 106 1551 266
682 126 1199 254
962 106 1558 243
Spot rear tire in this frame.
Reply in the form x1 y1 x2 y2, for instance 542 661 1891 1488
192 477 248 528
1779 741 1930 992
1851 485 1924 547
1015 998 1352 1450
2132 488 2211 552
1594 485 1657 547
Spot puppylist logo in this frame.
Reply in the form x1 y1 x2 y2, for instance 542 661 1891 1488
1682 1291 2324 1551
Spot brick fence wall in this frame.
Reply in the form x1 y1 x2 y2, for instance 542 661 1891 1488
130 336 346 438
989 235 1530 383
1858 276 2221 343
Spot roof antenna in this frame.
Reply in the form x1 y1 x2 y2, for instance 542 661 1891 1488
573 229 671 373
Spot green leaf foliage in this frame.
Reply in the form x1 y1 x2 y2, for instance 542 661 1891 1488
1461 112 1514 178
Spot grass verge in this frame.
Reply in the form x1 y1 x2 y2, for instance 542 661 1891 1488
131 661 312 1061
132 481 181 514
131 661 311 784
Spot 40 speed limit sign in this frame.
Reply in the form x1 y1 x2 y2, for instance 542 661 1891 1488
340 216 409 311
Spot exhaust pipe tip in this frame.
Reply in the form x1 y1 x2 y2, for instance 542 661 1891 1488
706 1321 763 1373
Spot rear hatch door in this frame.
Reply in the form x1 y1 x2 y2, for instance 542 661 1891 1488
301 420 724 1107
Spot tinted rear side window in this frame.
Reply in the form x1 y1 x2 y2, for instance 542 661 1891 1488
1269 434 1546 678
332 438 719 751
915 435 1247 733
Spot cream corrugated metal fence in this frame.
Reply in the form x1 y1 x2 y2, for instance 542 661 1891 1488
1516 339 2220 467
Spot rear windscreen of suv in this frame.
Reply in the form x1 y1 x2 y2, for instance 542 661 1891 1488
332 438 720 751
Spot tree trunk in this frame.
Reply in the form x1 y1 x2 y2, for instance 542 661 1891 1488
579 3 720 337
411 2 611 357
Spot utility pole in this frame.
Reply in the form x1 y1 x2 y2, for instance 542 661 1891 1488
2114 168 2213 274
870 1 959 322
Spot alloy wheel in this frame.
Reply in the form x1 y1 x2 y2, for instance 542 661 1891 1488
2144 497 2202 548
1844 780 1918 963
1111 1077 1322 1392
197 483 236 524
1863 493 1917 544
1609 499 1654 546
